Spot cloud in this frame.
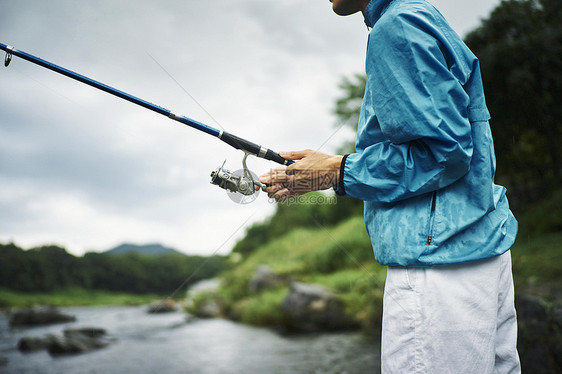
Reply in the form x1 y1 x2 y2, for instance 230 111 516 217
0 0 500 255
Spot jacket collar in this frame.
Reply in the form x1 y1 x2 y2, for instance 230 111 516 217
364 0 394 28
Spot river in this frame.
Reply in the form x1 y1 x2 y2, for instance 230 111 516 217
0 305 381 373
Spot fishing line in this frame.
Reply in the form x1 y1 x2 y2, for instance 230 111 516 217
4 66 86 109
145 51 225 131
150 211 257 313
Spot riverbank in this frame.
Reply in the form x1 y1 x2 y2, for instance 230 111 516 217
189 214 561 326
0 288 163 309
187 216 386 332
187 215 562 372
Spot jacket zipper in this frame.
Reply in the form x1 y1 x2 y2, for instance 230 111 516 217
426 192 437 245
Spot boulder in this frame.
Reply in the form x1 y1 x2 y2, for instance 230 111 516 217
147 299 177 313
185 279 225 319
516 294 562 373
18 327 111 356
281 282 357 332
48 328 110 355
190 295 227 319
249 265 284 293
65 327 107 338
18 335 58 351
9 306 76 326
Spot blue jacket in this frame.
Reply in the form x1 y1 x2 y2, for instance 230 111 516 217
340 0 518 266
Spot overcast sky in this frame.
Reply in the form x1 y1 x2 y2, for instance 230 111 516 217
0 0 501 256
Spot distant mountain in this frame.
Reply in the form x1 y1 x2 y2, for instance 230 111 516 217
104 243 184 257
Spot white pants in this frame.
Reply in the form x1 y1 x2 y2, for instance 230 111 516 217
381 250 521 373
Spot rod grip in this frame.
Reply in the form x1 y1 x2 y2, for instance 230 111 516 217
220 131 292 166
220 131 259 154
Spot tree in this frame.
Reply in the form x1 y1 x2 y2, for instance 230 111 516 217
334 74 366 154
0 243 226 294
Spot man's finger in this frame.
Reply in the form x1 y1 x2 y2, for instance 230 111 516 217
272 188 291 202
260 167 289 183
279 149 313 160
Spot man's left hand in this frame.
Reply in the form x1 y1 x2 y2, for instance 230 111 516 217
259 150 343 202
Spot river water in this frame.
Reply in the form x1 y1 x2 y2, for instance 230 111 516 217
0 305 380 373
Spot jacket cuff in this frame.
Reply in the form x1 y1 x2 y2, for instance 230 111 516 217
334 154 350 196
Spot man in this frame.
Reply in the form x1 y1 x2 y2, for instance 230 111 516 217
260 0 521 372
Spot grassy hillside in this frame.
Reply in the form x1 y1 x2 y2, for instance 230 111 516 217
188 207 562 332
189 216 386 330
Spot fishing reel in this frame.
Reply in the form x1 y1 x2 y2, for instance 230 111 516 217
210 153 266 197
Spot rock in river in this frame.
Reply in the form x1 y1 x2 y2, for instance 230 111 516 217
9 306 76 326
48 328 110 355
18 335 58 351
18 327 112 355
281 282 358 332
147 299 177 313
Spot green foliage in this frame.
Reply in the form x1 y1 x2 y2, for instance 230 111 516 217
0 244 87 292
233 192 363 257
301 218 374 274
228 216 372 287
334 74 366 131
333 74 366 154
186 289 229 317
211 216 386 329
517 189 562 238
464 0 562 211
0 243 227 298
511 231 562 288
230 288 289 327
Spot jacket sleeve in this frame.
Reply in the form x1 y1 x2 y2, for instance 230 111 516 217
343 12 474 203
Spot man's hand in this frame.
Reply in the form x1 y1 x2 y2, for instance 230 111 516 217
259 150 343 202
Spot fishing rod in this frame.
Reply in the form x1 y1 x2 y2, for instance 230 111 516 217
1 42 292 196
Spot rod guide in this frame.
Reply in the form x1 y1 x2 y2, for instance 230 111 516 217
4 45 13 67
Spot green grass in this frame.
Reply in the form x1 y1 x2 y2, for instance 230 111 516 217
0 287 163 308
221 215 374 291
231 287 289 327
511 231 562 288
201 216 388 329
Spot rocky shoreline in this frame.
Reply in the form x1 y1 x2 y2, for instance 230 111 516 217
187 265 562 373
188 266 359 333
